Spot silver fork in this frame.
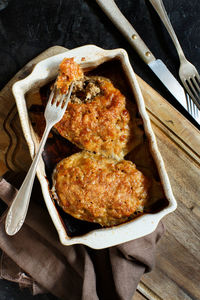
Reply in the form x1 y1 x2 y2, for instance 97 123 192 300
148 0 200 115
5 83 74 236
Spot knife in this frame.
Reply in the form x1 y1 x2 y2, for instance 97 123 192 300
96 0 200 124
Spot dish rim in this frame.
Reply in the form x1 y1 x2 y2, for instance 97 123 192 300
12 45 177 249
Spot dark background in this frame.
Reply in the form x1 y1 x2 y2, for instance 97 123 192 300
0 0 199 299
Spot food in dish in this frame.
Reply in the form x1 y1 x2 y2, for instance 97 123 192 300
28 58 164 229
14 46 175 247
52 151 150 227
52 58 136 160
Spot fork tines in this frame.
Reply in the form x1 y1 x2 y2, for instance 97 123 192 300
49 82 74 108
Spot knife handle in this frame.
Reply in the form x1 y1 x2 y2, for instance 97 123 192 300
96 0 156 64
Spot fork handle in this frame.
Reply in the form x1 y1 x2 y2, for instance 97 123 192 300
148 0 186 61
5 124 51 236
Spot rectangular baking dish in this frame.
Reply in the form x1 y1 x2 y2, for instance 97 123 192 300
12 45 177 249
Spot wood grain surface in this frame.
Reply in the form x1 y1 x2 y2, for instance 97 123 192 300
0 46 199 300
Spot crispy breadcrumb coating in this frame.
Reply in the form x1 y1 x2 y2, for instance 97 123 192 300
54 76 135 159
56 58 84 94
52 152 149 227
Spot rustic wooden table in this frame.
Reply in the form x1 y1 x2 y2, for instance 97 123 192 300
0 1 199 299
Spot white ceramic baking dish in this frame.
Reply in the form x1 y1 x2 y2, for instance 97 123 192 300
12 45 177 249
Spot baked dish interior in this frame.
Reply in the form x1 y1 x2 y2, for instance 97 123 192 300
26 59 168 237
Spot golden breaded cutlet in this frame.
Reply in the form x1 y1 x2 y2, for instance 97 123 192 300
54 74 138 160
50 57 143 160
52 151 149 227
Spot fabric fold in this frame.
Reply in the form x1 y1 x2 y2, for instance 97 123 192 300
0 178 164 300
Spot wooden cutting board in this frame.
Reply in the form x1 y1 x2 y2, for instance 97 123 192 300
0 46 199 300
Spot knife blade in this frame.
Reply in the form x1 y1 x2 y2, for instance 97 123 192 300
96 0 200 124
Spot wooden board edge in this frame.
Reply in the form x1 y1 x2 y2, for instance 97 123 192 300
137 76 200 155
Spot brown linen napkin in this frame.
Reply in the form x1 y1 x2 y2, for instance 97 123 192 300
0 177 164 300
